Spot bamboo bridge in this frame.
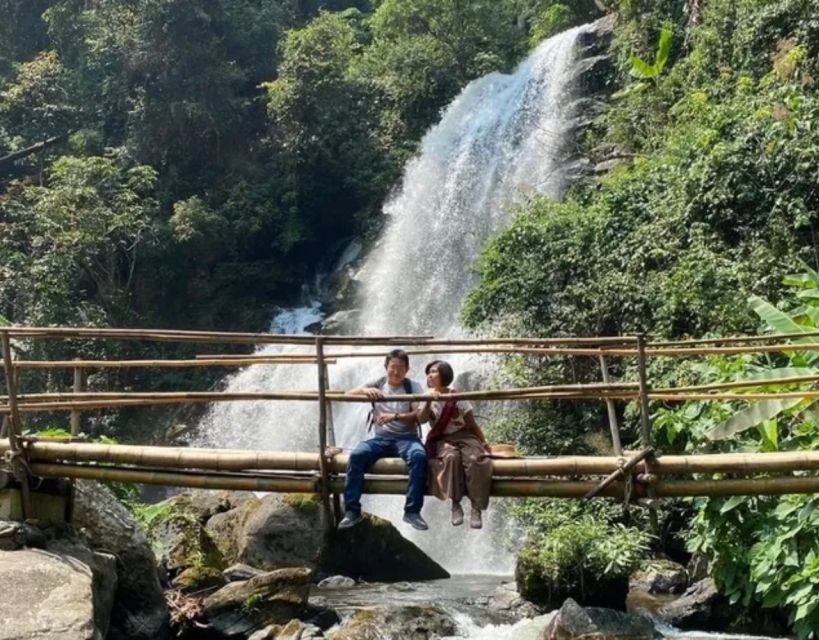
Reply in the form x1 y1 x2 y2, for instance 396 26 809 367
3 325 819 529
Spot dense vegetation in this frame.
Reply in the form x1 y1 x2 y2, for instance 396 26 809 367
463 0 819 633
0 0 598 436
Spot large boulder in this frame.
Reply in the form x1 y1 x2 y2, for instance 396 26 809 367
202 567 312 637
326 605 458 640
0 548 105 640
543 598 659 640
47 538 118 637
215 494 327 571
325 512 449 582
629 560 688 595
72 480 169 640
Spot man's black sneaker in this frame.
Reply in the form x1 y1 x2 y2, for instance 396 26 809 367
338 511 363 530
403 512 429 531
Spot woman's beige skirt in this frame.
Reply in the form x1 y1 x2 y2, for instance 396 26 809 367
427 429 491 510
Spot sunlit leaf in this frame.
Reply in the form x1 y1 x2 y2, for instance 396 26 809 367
706 398 808 440
654 22 673 72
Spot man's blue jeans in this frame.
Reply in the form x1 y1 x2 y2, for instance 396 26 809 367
344 436 427 515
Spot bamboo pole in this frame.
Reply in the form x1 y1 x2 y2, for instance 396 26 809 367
4 381 638 404
648 330 819 347
636 334 659 533
4 325 637 347
26 459 819 498
315 338 334 530
27 461 631 498
599 354 622 455
15 441 819 476
25 386 819 414
658 374 819 393
14 357 337 369
1 331 31 518
70 360 83 436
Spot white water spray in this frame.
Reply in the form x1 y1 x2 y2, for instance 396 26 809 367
197 25 590 574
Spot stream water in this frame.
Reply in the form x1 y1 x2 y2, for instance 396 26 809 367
311 575 788 640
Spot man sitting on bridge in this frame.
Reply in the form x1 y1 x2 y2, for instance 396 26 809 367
338 348 428 531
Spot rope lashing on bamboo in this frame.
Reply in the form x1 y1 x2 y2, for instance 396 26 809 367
584 448 655 499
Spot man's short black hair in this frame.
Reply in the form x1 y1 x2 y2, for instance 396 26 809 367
384 348 410 368
425 360 454 387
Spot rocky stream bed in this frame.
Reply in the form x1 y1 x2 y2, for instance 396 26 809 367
0 483 792 640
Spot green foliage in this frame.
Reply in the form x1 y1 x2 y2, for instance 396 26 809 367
514 499 650 603
627 21 672 85
653 274 819 637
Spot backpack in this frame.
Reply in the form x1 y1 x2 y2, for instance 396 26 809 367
366 377 420 436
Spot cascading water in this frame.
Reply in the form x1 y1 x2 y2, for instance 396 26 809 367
197 24 590 575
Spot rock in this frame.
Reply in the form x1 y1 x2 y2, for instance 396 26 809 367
228 494 327 571
629 560 688 595
486 582 542 620
543 598 659 640
248 620 324 640
166 490 257 522
224 562 266 582
325 513 449 582
205 493 447 582
301 603 341 629
0 519 46 550
72 480 169 640
326 605 458 640
151 507 225 576
172 565 227 592
317 575 355 588
516 549 628 610
47 537 118 638
202 567 312 637
658 578 729 631
0 548 102 639
686 553 709 583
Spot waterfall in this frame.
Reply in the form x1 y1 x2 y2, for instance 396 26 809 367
196 24 591 574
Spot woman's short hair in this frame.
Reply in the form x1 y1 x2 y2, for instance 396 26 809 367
384 348 410 368
425 360 454 387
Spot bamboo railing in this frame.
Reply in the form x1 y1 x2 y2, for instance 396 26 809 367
4 325 819 524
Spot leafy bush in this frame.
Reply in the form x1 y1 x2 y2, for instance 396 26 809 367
514 499 650 608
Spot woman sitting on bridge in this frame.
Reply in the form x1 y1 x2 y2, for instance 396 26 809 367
418 360 492 529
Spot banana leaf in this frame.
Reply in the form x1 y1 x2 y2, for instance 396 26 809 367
705 367 818 440
706 397 809 440
749 295 819 343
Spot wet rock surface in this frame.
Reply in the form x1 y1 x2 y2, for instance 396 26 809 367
629 559 688 595
202 567 313 637
543 598 659 640
325 605 458 640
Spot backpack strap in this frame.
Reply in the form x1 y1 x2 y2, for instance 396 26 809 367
366 377 387 433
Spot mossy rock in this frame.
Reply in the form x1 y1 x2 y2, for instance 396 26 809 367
172 565 227 592
283 494 320 512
